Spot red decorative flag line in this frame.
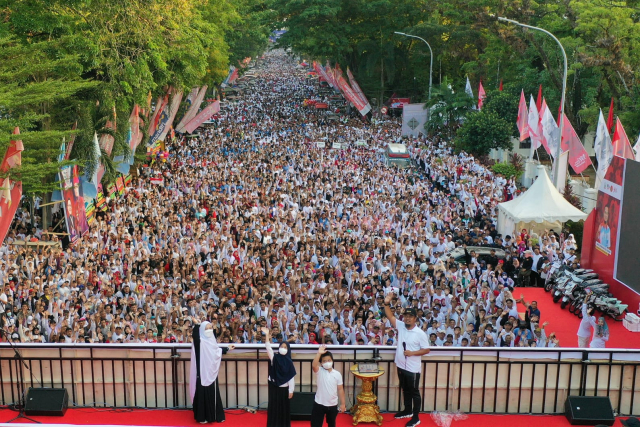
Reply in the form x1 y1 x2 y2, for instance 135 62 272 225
517 90 529 141
560 114 593 174
0 128 24 244
499 80 503 91
478 81 486 110
607 97 615 133
611 118 635 160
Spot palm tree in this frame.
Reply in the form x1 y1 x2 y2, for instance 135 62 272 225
425 77 475 138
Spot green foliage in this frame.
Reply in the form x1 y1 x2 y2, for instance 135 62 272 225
425 77 475 138
455 112 512 157
492 162 523 180
0 0 268 197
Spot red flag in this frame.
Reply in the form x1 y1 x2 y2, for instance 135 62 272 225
607 97 614 133
560 114 593 174
557 104 562 126
611 118 635 160
0 128 24 244
517 90 529 141
536 84 543 111
499 80 503 91
478 81 486 110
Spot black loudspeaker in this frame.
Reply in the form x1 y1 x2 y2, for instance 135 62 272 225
565 396 615 426
290 392 315 420
24 388 69 416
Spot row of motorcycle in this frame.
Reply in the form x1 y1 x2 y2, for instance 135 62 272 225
544 262 628 320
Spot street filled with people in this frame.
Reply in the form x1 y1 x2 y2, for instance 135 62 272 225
0 50 576 348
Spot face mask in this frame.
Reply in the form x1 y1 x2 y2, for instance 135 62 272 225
322 361 333 370
279 347 288 356
203 329 214 338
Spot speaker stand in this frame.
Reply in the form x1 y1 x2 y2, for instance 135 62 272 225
1 331 41 424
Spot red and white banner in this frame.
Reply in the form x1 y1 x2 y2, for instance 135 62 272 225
527 95 542 157
151 89 183 144
517 90 529 142
176 86 208 134
335 69 371 116
313 62 332 87
560 114 593 174
184 101 220 134
539 99 558 157
148 95 168 137
324 62 340 91
175 87 200 132
0 128 23 245
611 118 636 160
346 67 371 112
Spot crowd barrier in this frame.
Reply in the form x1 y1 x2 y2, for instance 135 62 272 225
0 344 638 415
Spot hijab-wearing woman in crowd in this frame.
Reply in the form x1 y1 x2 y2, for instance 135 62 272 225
262 327 296 427
190 320 235 423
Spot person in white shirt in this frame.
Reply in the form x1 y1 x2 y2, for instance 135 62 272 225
384 293 430 427
577 292 596 348
311 345 346 427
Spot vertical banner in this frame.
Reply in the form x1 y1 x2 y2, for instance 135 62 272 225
149 89 183 146
560 114 593 174
176 86 208 134
174 87 200 132
183 101 221 134
148 95 169 138
346 67 371 112
335 70 371 116
402 104 428 137
0 128 24 245
517 90 529 141
61 165 89 244
594 155 625 258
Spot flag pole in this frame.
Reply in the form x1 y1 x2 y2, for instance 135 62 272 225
498 17 568 190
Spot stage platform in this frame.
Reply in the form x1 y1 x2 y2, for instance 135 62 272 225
0 408 634 427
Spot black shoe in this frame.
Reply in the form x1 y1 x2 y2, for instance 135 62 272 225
394 410 412 419
406 416 421 427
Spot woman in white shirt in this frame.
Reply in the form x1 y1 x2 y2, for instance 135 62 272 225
589 317 610 348
262 327 296 427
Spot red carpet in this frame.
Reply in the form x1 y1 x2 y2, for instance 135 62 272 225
0 408 633 427
517 288 640 348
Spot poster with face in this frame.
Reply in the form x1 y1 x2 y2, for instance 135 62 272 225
61 165 89 244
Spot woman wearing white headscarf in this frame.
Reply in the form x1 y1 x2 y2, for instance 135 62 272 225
190 321 235 424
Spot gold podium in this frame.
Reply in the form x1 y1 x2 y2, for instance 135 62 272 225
350 365 384 426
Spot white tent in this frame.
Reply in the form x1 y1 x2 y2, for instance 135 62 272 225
497 165 587 237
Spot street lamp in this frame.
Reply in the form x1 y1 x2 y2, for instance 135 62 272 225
497 17 568 190
394 32 433 102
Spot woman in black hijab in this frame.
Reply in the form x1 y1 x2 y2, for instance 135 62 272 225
261 327 296 427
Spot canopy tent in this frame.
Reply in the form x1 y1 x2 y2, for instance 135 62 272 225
497 165 587 237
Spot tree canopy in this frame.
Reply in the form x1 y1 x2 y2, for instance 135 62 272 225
0 0 269 195
271 0 640 139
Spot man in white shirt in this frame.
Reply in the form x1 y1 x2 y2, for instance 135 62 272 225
384 294 430 427
311 345 346 427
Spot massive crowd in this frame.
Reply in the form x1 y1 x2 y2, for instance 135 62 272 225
0 50 578 347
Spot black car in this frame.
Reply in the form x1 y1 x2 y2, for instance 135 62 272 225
439 246 506 266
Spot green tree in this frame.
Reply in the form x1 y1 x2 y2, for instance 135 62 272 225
454 111 512 157
425 77 475 138
0 37 98 195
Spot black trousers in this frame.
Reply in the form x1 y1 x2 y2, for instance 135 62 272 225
397 367 421 416
310 401 338 427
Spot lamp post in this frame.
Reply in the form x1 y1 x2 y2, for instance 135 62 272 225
497 17 568 190
394 32 433 126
